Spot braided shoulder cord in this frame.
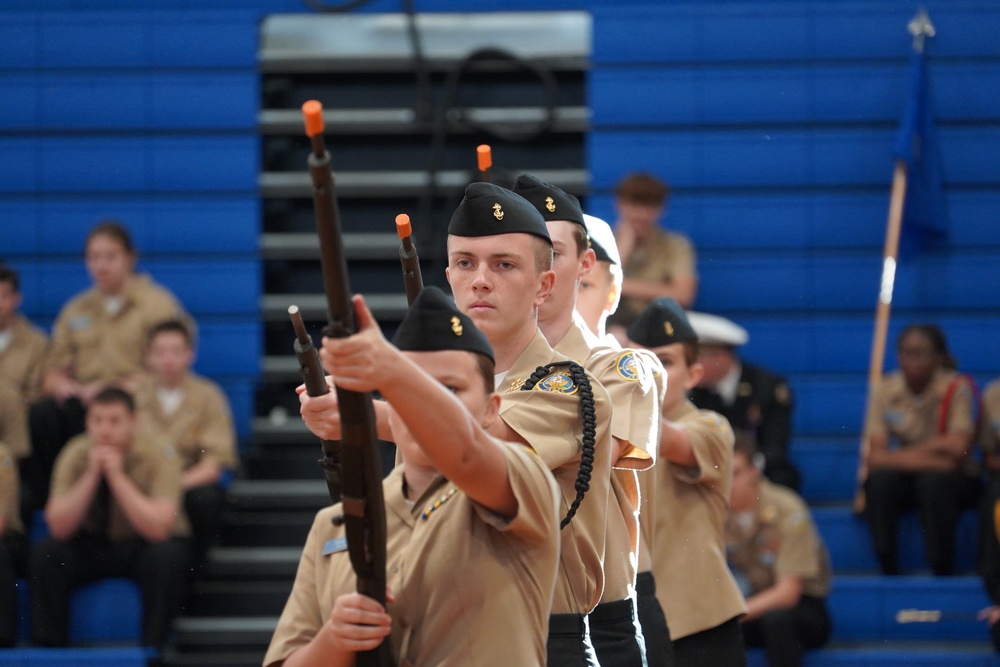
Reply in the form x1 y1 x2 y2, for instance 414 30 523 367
521 361 597 529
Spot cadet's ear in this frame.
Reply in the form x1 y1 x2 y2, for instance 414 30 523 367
481 391 501 429
534 269 556 307
685 361 705 389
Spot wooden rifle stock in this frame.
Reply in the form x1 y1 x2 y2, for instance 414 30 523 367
301 100 392 667
394 213 423 306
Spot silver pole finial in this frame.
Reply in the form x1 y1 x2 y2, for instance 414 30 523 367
908 7 936 53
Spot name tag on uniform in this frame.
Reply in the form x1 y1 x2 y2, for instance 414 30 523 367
69 315 92 331
322 537 348 556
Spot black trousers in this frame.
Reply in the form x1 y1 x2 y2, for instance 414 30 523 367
741 595 831 667
671 616 746 667
635 571 675 667
23 397 86 520
0 531 27 647
548 613 600 667
184 483 228 569
591 596 647 667
29 535 191 650
865 467 981 575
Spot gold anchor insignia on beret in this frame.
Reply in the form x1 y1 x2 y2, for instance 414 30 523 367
493 203 504 220
450 316 463 336
544 196 556 213
664 322 674 336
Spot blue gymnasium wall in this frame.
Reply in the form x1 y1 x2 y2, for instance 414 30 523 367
2 0 998 445
587 1 1000 439
0 11 261 441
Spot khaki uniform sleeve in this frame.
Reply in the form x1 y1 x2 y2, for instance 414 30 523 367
980 381 1000 455
263 511 330 667
197 383 239 470
500 388 597 470
672 410 735 491
601 351 658 471
774 497 823 582
670 233 697 278
0 384 29 459
50 437 90 498
0 444 21 534
471 439 560 545
45 302 79 376
149 442 185 501
943 376 975 435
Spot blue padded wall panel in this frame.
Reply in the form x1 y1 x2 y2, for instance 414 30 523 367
588 127 1000 191
0 15 37 68
697 256 813 311
40 16 148 69
591 63 1000 127
193 321 260 378
145 260 259 316
792 377 867 434
217 379 254 441
39 138 147 193
0 139 37 193
148 136 258 192
36 200 150 254
790 439 858 504
150 13 259 67
2 202 40 256
151 74 258 129
40 75 146 130
593 3 1000 65
0 76 38 129
69 578 142 643
148 198 259 253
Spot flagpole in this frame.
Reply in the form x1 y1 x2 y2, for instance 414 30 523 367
854 8 935 514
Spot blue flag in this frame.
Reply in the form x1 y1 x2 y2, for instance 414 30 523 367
893 46 948 256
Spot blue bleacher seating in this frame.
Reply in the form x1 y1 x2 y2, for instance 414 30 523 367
0 648 150 667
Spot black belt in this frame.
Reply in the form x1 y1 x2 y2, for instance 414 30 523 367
636 570 656 597
589 597 635 624
549 613 588 636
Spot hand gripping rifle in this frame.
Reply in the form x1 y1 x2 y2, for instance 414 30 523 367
300 100 392 667
394 213 423 307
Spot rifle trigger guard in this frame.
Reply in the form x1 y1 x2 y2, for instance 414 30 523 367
342 496 367 518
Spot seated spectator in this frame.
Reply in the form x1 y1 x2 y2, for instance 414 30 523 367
0 264 49 406
134 319 238 568
687 311 801 491
29 387 191 652
727 434 832 667
0 442 27 648
26 221 186 519
628 297 748 666
0 265 48 526
606 172 698 344
863 324 981 576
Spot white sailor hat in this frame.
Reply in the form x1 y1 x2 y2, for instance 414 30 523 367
686 311 749 347
582 214 620 266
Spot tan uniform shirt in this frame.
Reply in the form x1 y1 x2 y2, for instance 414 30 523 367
50 432 189 539
617 229 696 324
0 381 29 459
652 400 747 639
979 378 1000 456
0 314 49 405
555 315 659 602
135 373 238 471
0 443 24 535
726 479 832 599
46 274 185 385
263 439 560 667
867 368 977 474
497 329 614 615
634 348 667 574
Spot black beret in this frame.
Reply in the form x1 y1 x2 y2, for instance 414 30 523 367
448 182 551 245
627 297 698 348
512 174 585 227
391 286 494 365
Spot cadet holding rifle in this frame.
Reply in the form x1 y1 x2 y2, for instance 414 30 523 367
265 287 561 667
